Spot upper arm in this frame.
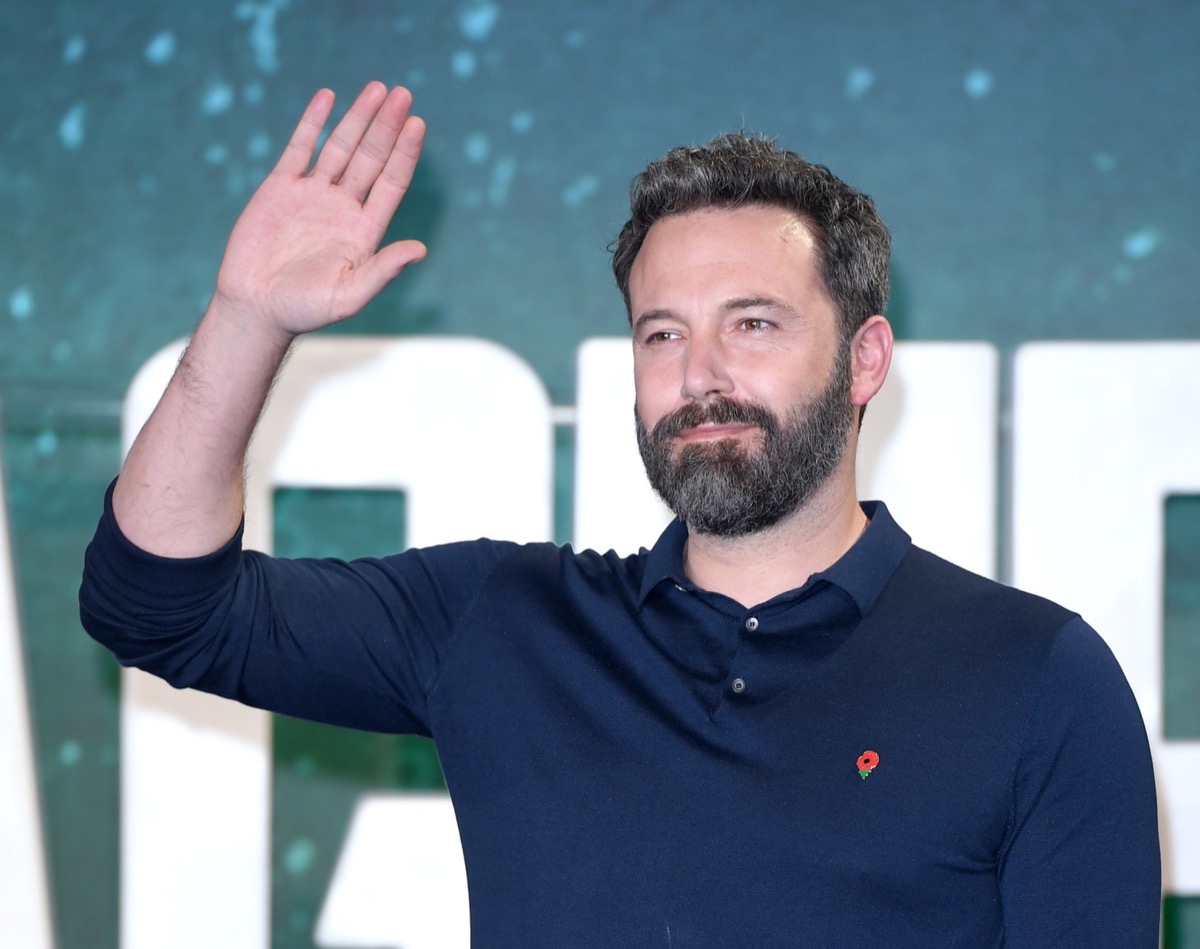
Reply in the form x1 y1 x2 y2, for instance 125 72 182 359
81 487 508 734
998 617 1160 946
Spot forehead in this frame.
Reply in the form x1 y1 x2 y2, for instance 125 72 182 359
628 205 825 308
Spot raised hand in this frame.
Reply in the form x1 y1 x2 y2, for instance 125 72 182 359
112 82 430 555
212 81 427 338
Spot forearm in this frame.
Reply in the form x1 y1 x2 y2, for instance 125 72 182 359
109 82 424 557
112 298 294 556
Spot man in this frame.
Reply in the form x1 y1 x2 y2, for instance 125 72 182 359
80 82 1160 945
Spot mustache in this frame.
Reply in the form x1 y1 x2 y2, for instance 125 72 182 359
650 398 778 440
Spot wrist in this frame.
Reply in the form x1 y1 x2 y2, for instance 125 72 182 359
202 292 298 356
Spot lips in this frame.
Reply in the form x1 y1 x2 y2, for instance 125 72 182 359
676 421 757 441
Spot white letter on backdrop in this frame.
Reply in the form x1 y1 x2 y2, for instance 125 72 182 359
121 337 553 949
1011 341 1200 894
0 412 55 948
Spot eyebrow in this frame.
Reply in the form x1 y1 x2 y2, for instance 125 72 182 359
722 295 798 317
631 309 674 336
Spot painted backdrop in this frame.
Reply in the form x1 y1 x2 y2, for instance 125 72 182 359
2 1 1198 946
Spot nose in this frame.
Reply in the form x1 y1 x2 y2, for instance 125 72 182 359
680 333 734 401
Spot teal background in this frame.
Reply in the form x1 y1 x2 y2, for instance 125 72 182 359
2 1 1198 945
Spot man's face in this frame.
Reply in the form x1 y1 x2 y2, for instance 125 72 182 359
629 205 855 537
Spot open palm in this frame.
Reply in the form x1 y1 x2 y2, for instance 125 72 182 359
214 82 427 337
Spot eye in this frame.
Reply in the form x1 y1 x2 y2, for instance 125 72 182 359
642 329 680 344
737 317 772 332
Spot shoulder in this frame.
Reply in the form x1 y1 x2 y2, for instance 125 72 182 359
863 544 1119 716
877 544 1148 761
375 537 650 599
885 544 1077 636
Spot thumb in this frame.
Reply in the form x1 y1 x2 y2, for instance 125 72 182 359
342 239 428 314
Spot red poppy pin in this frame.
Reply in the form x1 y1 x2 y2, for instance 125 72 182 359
857 750 879 780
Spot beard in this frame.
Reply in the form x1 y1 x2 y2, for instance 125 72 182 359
635 346 854 538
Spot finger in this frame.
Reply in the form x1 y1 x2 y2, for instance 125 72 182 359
310 81 389 184
363 113 426 231
337 86 416 201
273 88 335 177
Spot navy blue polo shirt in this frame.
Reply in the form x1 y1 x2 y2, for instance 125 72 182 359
81 486 1160 947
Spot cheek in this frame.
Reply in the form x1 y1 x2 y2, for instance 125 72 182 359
633 396 664 436
755 359 826 409
632 363 675 426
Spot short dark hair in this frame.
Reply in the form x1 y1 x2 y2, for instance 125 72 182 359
611 132 890 340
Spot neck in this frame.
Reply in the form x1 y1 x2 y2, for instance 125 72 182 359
681 470 866 608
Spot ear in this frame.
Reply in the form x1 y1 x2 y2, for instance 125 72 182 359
849 315 893 410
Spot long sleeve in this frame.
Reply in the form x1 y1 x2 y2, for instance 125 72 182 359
998 616 1161 946
79 480 509 734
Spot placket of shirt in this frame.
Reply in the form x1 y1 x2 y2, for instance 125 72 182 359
707 580 863 717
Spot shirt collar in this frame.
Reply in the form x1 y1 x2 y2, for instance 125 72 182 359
638 501 911 615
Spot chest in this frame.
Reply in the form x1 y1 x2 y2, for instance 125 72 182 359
431 587 1023 876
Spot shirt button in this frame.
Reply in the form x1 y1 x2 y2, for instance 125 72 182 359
744 616 759 632
732 677 747 693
